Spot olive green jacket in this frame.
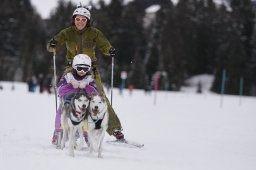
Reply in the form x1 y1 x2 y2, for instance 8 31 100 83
47 26 112 62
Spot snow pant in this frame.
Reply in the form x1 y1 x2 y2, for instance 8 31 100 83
91 67 122 135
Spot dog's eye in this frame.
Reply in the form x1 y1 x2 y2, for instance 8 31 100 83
78 99 81 102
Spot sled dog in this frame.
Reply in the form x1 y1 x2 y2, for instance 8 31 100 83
60 92 89 157
88 94 109 158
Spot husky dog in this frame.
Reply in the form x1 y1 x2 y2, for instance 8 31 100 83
88 94 109 158
60 92 89 157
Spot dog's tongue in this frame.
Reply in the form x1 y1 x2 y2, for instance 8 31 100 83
78 105 86 112
92 109 99 116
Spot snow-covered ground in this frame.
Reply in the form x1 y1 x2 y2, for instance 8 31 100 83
0 81 256 170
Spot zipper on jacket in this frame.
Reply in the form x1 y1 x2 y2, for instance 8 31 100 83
79 33 83 54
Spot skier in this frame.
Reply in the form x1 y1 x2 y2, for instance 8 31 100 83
47 4 125 145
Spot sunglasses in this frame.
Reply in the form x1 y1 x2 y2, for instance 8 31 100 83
76 66 89 72
75 17 87 22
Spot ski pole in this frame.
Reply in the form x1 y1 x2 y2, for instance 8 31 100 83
53 50 58 112
110 57 114 106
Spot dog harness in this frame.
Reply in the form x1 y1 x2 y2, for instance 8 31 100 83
71 119 82 126
89 112 106 129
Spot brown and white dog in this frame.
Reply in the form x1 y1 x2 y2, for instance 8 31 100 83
60 92 89 157
88 94 109 158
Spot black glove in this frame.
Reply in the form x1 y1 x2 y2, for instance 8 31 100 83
49 38 57 48
109 47 116 57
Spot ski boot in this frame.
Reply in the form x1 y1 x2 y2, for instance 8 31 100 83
83 131 90 147
108 130 144 148
113 129 125 142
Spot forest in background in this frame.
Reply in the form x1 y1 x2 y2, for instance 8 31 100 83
0 0 256 96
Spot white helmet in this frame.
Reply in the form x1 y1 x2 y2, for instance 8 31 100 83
72 54 91 72
73 7 91 20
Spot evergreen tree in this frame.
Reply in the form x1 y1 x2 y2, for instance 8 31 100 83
91 0 124 87
119 0 145 88
1 0 255 96
212 0 255 95
91 0 113 84
0 0 48 81
175 0 199 76
230 0 255 95
161 0 186 90
211 4 235 93
45 0 75 77
193 0 218 74
93 0 145 88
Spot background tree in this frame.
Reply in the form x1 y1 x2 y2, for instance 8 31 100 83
211 0 255 95
0 0 48 82
45 0 75 79
1 0 256 96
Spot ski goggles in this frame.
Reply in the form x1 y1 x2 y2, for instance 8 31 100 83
75 17 87 22
76 66 90 72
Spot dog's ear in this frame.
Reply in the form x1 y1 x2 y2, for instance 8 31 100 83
70 95 75 102
87 91 97 100
66 93 75 99
99 93 105 97
80 90 87 97
86 94 92 100
99 93 106 102
92 91 98 97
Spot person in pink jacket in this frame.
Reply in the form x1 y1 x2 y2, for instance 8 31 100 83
52 54 97 145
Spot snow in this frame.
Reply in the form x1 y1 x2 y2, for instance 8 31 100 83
145 5 160 14
182 74 214 93
0 80 256 170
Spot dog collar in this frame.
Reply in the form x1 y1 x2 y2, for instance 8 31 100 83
94 119 103 129
71 119 82 125
89 111 106 129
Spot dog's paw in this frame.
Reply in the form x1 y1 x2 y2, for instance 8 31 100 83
60 143 65 150
97 153 103 158
76 144 83 150
69 151 75 157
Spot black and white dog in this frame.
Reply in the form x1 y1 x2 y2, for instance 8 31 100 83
60 92 89 157
88 94 109 158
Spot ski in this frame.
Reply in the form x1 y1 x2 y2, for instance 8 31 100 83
106 139 144 148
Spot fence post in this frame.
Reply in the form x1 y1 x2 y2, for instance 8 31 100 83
239 77 244 105
153 72 160 105
220 69 226 108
